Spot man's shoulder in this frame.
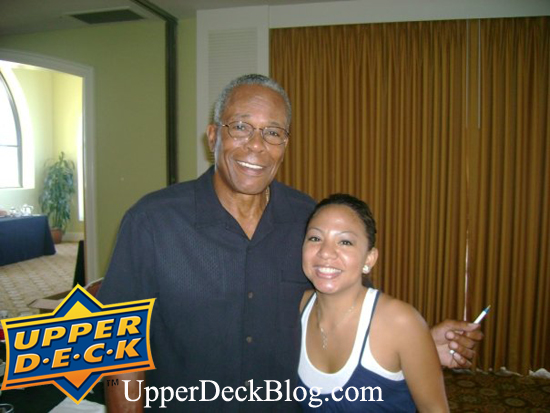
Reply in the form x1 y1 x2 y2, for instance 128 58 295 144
129 179 196 216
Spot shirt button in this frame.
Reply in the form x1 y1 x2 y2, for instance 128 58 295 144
246 336 253 343
247 291 254 299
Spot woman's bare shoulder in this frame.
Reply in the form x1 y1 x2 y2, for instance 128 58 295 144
376 293 429 332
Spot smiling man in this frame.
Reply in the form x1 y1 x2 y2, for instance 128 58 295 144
98 74 482 412
98 75 317 412
206 82 290 238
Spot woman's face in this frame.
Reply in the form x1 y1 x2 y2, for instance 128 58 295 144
302 204 377 295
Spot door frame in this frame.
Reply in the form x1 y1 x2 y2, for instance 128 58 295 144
0 48 98 281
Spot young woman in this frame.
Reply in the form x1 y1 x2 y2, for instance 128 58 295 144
298 194 449 412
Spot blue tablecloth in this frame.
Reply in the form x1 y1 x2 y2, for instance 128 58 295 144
0 215 56 266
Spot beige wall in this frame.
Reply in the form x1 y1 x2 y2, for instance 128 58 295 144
0 21 173 278
2 67 85 235
178 18 197 182
53 71 83 234
0 68 53 214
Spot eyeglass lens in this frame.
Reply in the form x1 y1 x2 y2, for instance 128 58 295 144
223 121 287 145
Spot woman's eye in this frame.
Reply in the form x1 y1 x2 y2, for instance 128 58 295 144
307 236 320 242
340 240 353 246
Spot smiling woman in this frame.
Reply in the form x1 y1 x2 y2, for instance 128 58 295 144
298 194 449 412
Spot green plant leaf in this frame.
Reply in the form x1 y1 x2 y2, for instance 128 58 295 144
39 151 76 232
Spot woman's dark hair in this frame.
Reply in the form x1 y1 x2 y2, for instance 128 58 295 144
307 193 377 249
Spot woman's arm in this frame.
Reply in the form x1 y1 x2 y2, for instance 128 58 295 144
390 301 449 412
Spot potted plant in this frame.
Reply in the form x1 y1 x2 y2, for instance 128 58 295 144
39 152 76 244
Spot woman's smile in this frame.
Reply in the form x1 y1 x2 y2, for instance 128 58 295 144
313 266 343 278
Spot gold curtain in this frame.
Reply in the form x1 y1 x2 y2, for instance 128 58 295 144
468 17 550 373
270 21 469 327
270 17 549 374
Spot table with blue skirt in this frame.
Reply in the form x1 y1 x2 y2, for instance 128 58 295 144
0 215 56 266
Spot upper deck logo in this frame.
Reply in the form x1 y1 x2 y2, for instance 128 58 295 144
0 285 155 403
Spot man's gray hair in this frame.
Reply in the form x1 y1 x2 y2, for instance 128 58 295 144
213 74 292 127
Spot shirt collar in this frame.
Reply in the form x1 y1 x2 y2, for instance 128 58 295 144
194 166 227 228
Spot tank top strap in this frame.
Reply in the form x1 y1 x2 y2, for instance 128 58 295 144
358 289 380 359
301 291 317 317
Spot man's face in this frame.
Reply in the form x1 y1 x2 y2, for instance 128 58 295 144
207 84 288 196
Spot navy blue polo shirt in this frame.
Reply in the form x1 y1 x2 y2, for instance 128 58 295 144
98 167 315 411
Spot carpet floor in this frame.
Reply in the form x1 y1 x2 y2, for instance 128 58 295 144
0 242 77 319
445 369 550 412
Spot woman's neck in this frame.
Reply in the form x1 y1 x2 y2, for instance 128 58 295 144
316 285 367 328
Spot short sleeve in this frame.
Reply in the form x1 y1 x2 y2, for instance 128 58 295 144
96 208 158 305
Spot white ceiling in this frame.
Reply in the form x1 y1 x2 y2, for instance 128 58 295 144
0 0 348 36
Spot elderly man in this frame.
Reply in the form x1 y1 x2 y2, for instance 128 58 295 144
98 74 481 411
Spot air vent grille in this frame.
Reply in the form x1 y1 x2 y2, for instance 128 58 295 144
70 9 145 25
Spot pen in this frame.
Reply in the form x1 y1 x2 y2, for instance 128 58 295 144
473 305 491 324
449 305 490 357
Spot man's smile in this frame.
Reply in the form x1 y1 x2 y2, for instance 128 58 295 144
236 160 266 173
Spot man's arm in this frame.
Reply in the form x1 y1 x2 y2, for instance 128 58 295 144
431 320 484 368
104 371 145 413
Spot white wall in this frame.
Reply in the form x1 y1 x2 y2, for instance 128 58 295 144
269 0 550 28
196 6 270 174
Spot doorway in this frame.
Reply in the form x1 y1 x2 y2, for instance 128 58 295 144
0 48 97 281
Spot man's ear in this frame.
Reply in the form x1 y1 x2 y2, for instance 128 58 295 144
206 124 218 152
365 248 379 270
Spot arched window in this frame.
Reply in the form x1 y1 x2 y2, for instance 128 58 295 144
0 70 22 188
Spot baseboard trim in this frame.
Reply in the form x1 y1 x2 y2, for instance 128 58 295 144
63 232 84 242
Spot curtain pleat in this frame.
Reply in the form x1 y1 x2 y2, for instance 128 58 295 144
270 16 549 374
469 17 550 373
270 21 468 327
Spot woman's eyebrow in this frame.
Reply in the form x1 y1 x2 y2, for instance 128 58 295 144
339 230 359 236
306 226 322 232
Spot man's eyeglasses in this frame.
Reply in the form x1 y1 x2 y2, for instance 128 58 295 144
220 121 289 146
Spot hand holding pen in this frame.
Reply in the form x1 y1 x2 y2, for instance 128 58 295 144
449 305 490 356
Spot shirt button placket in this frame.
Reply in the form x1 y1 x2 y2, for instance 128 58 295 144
243 245 255 388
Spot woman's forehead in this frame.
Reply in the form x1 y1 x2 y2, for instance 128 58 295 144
310 204 363 227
